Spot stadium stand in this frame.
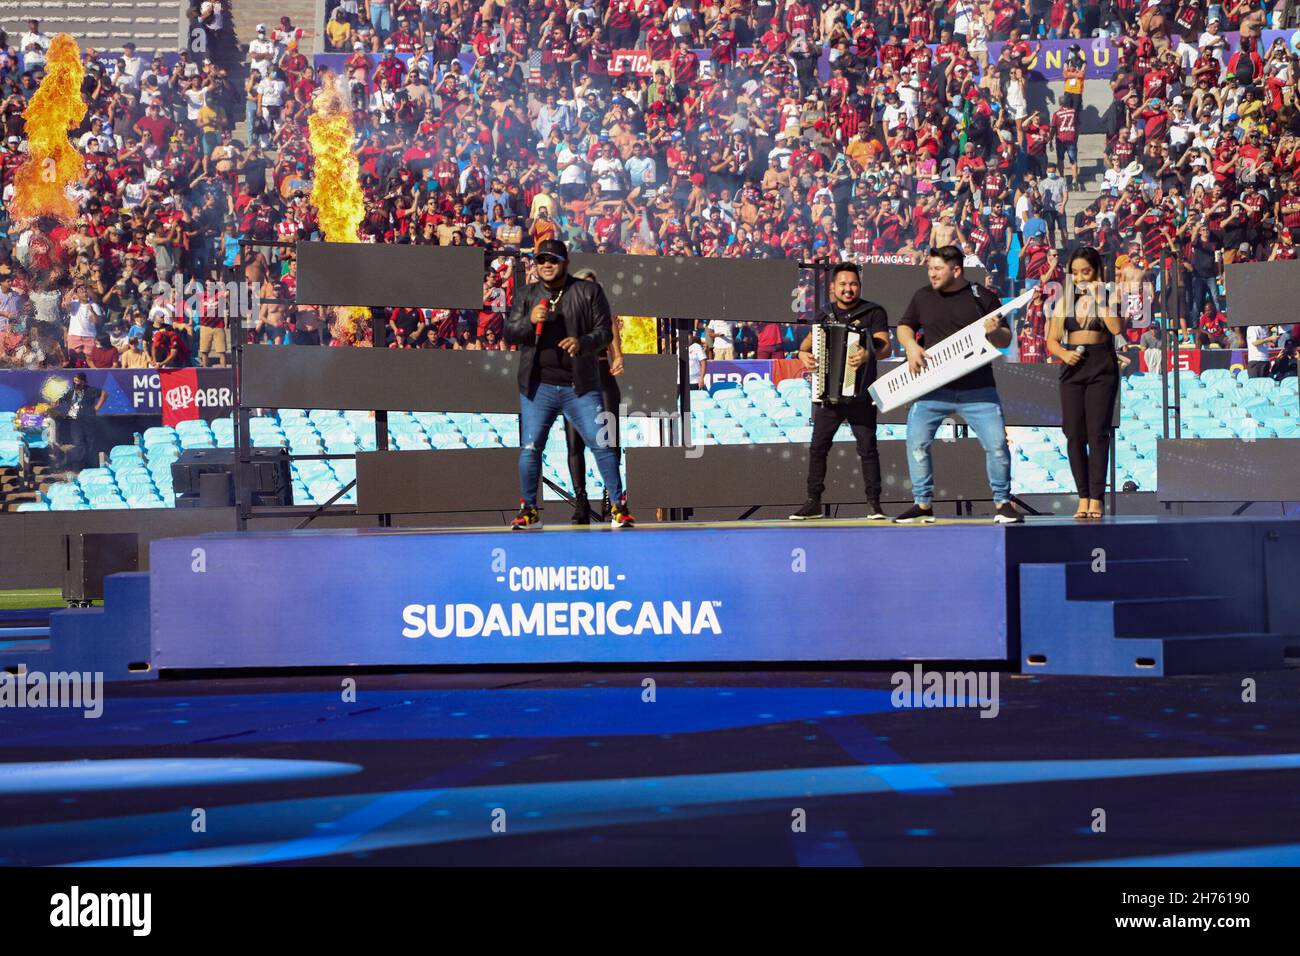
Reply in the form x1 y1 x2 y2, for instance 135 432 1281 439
0 2 185 54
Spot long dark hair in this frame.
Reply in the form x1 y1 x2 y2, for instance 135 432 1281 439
1067 245 1103 280
1067 245 1106 332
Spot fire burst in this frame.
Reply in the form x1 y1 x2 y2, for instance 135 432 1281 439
10 34 86 226
307 74 369 344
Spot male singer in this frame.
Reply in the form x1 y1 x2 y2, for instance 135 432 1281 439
504 239 634 529
894 245 1022 524
789 261 891 520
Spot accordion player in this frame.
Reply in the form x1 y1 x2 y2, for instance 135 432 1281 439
789 262 892 521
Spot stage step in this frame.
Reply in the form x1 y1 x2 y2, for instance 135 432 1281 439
1062 558 1191 600
1020 563 1292 677
1112 595 1239 637
0 573 153 682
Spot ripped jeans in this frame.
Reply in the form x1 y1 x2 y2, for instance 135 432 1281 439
905 386 1012 505
519 382 623 508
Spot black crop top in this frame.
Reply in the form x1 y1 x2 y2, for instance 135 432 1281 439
1063 296 1106 333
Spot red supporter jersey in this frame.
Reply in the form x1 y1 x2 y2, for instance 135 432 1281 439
1280 193 1300 230
1051 107 1078 143
646 27 673 61
1023 122 1048 155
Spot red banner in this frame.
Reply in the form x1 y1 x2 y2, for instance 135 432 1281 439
608 49 654 76
160 368 200 427
772 358 811 387
159 368 234 427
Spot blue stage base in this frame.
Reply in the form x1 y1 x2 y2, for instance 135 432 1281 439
148 523 1009 669
7 516 1294 679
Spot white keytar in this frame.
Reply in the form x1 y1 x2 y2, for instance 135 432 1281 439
869 288 1035 413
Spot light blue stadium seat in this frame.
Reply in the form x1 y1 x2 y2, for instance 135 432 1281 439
109 443 144 460
393 435 432 450
179 434 215 450
15 502 50 512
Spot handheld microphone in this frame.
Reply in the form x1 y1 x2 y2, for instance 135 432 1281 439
534 293 549 340
535 287 563 339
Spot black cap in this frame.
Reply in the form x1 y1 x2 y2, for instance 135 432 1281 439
535 238 568 261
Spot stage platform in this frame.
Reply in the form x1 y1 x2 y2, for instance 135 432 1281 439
2 514 1295 680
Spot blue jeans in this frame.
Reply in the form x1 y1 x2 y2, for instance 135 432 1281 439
370 3 391 34
519 383 622 508
905 386 1012 505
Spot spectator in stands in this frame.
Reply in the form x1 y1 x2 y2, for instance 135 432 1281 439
152 313 190 368
1247 324 1281 378
19 20 47 74
1272 341 1297 381
119 333 152 370
62 285 102 364
0 272 25 334
707 320 735 360
88 333 119 369
688 329 707 389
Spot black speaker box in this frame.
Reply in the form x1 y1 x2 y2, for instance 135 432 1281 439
171 448 292 507
64 532 139 603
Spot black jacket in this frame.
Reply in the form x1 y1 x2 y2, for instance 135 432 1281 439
505 274 613 397
54 385 103 420
813 298 890 400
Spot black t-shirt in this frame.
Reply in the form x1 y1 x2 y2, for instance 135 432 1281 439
1191 235 1220 277
243 156 268 195
391 307 421 340
534 292 574 386
899 281 1006 391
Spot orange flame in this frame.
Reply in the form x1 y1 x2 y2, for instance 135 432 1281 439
10 34 86 225
308 74 364 244
307 74 370 344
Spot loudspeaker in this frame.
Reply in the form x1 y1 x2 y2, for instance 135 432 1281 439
64 532 138 604
172 448 292 508
198 470 234 507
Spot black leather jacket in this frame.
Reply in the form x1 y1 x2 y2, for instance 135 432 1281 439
505 274 613 397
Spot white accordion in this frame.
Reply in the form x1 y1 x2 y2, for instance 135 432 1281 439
811 323 861 404
868 288 1034 413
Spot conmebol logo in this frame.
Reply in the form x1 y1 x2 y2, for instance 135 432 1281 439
401 601 723 638
400 560 724 639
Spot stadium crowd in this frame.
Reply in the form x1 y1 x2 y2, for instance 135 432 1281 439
0 0 1295 379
